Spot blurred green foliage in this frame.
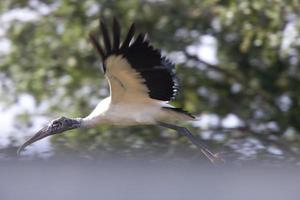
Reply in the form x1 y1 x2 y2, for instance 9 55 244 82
1 0 300 160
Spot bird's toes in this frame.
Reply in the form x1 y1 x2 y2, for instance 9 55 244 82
211 152 226 164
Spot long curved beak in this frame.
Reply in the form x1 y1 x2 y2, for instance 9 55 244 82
17 126 52 155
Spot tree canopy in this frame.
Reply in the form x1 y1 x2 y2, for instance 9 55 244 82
1 0 300 162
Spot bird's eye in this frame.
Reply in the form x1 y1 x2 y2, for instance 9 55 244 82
51 120 62 130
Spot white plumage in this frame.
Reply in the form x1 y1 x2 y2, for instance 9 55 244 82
83 96 190 126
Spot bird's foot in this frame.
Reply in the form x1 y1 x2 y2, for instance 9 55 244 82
201 149 225 165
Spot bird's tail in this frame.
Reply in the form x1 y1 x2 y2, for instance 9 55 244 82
162 107 196 121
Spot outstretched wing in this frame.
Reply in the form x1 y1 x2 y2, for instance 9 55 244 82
89 19 178 104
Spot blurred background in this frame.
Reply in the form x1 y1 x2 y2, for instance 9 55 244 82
1 0 300 166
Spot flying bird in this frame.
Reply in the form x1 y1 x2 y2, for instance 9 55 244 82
18 19 221 163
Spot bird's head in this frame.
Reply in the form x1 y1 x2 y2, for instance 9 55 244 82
18 116 82 155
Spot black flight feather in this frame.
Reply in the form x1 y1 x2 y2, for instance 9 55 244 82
89 31 105 60
162 107 196 119
134 33 145 45
100 20 111 54
89 19 178 101
120 23 135 50
112 18 120 51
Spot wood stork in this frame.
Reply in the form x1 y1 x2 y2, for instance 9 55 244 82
18 19 221 163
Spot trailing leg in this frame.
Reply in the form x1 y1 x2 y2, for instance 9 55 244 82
158 122 223 163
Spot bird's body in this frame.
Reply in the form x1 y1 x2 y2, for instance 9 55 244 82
18 19 221 163
83 96 194 126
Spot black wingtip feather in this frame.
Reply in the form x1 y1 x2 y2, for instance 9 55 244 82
120 23 135 49
162 107 196 119
89 31 105 60
134 33 145 45
112 18 120 51
100 20 112 54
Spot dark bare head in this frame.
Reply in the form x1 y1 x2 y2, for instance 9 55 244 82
18 116 82 155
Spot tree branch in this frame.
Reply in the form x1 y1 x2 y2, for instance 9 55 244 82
183 51 276 106
183 51 244 83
